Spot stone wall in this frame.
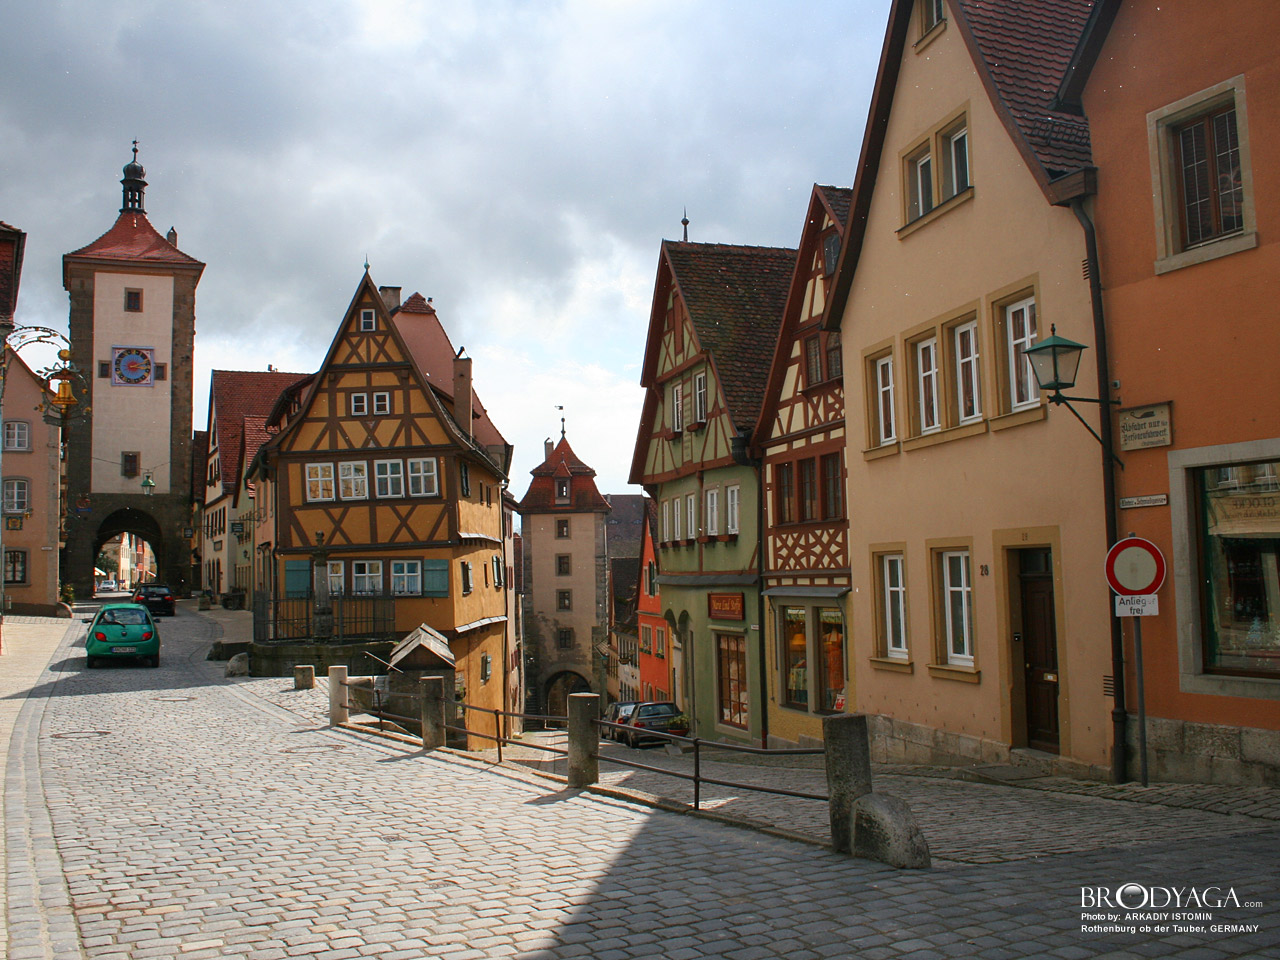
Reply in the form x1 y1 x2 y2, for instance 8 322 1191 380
1126 715 1280 786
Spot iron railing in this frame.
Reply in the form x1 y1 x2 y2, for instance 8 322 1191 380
252 594 397 643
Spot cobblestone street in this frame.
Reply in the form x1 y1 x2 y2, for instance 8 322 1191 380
3 605 1278 959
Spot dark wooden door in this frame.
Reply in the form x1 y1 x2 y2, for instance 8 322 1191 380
1022 568 1060 753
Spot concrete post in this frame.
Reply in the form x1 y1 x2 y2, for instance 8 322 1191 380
328 665 348 726
567 692 600 788
420 676 445 750
294 665 315 690
823 712 874 854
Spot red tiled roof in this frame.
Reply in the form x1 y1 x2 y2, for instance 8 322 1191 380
65 210 204 268
816 185 854 230
664 242 796 431
390 293 507 451
0 222 24 320
955 0 1095 178
208 370 310 499
517 436 611 513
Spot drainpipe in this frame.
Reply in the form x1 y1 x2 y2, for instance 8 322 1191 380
1071 196 1128 784
732 431 769 748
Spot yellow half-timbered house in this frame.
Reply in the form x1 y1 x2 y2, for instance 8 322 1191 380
251 274 514 735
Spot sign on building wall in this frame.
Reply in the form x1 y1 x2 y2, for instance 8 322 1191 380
1119 402 1172 451
707 592 745 621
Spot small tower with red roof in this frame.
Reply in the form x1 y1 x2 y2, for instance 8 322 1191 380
62 147 206 596
516 427 612 715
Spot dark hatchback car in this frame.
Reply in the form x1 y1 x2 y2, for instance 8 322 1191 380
623 701 689 747
132 583 176 617
602 701 640 741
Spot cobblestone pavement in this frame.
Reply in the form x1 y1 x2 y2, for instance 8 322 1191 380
4 605 1279 959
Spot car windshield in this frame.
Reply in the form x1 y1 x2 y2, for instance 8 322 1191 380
617 704 638 718
638 703 679 717
98 609 149 626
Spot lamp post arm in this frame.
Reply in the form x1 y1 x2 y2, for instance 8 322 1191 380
1048 392 1119 406
1051 395 1124 469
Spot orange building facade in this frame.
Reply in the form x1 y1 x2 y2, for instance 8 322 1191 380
1072 0 1280 782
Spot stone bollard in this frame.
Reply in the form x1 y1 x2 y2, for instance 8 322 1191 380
420 676 445 750
567 692 600 788
823 713 874 854
851 794 931 869
294 665 315 690
329 665 348 727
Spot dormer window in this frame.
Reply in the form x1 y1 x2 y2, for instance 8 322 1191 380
556 479 570 501
822 232 841 276
359 309 376 331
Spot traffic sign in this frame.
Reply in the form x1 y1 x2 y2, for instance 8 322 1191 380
1115 594 1159 617
1105 537 1166 596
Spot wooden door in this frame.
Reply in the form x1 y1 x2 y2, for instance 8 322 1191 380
1020 552 1060 753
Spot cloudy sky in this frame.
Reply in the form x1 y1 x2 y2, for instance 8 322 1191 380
1 0 888 497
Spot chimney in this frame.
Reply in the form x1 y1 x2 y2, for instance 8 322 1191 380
379 286 401 311
166 226 178 246
544 439 553 461
453 354 473 439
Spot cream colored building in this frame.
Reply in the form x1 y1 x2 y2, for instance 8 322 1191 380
829 0 1115 776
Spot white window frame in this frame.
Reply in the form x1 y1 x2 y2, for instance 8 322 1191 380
883 554 907 659
327 560 344 596
693 372 708 423
942 550 973 665
461 561 474 595
954 321 982 423
1006 296 1038 411
686 493 696 538
407 457 439 497
359 309 376 331
661 499 670 542
912 150 934 220
374 460 404 498
876 355 896 444
351 560 383 595
2 478 28 514
391 559 422 596
491 555 504 587
373 392 391 415
671 381 684 432
305 463 335 502
350 393 368 417
924 0 945 30
946 126 969 198
726 485 740 535
3 421 30 451
705 488 719 536
339 461 368 500
673 496 683 540
915 337 939 434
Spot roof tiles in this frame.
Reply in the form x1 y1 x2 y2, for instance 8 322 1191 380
209 369 311 498
66 210 203 267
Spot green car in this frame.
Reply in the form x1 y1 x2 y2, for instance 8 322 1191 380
86 603 161 668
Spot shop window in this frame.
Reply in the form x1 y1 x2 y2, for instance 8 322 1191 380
717 633 748 728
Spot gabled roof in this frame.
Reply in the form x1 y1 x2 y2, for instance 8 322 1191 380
754 184 853 445
64 210 204 280
826 0 1097 328
517 436 611 513
661 241 796 431
0 221 25 321
207 369 310 500
390 292 507 453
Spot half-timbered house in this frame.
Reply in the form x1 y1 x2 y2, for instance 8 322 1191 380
753 184 853 747
250 274 514 735
630 241 794 743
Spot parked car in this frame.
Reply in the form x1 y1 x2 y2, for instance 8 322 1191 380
132 583 176 617
96 579 117 593
85 603 161 668
602 701 640 741
623 701 688 747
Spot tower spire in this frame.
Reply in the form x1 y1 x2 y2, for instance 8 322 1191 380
120 141 147 214
681 208 689 242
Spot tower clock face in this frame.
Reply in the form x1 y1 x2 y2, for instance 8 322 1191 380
112 347 154 385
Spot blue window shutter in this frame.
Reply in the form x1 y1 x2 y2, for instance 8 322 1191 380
284 561 311 598
423 559 449 597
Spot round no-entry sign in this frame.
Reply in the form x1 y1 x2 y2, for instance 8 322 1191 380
1106 537 1166 595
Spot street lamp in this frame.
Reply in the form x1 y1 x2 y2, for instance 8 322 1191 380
141 473 156 496
1024 324 1121 464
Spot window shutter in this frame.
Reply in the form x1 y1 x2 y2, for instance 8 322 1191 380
423 559 450 597
284 561 311 598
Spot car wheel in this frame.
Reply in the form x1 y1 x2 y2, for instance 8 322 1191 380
86 656 97 669
148 655 160 668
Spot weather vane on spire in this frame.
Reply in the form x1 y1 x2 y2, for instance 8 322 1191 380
555 405 565 439
132 139 139 161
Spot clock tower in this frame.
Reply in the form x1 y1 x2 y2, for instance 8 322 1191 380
62 148 205 596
